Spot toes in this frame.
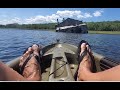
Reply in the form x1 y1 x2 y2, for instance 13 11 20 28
81 43 86 49
86 45 92 54
86 45 90 52
19 47 32 65
32 44 41 55
32 44 40 51
32 44 39 49
23 47 32 57
28 47 32 52
80 43 86 55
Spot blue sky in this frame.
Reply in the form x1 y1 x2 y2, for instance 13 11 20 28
0 8 119 25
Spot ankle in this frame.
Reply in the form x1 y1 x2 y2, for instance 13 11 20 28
78 66 92 81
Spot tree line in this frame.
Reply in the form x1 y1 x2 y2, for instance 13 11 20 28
86 21 120 31
0 23 57 30
0 21 120 31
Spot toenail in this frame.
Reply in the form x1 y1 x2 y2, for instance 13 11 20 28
32 44 35 46
81 43 86 48
28 47 32 51
26 51 29 54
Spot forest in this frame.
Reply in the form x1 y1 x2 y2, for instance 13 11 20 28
0 21 120 31
87 21 120 31
0 23 56 30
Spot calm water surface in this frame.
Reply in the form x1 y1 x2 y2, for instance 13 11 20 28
0 28 120 63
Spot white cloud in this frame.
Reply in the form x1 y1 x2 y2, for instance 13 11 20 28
93 9 104 17
77 14 84 18
25 10 93 24
56 10 81 18
0 17 22 25
25 15 45 24
11 17 22 23
26 10 83 24
84 13 92 18
25 14 60 24
0 9 104 24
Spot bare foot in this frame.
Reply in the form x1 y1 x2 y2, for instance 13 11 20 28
19 44 41 81
77 43 92 81
32 44 41 57
19 47 33 67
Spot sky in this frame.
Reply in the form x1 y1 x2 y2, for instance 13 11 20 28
0 8 120 25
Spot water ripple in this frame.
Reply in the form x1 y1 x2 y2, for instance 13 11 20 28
0 29 120 62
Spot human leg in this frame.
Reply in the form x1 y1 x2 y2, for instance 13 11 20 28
0 61 26 81
0 44 41 81
19 44 41 81
77 41 120 81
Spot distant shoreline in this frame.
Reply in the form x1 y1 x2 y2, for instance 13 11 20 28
0 28 56 31
0 28 120 34
88 31 120 34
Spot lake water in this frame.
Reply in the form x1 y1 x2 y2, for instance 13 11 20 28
0 28 120 63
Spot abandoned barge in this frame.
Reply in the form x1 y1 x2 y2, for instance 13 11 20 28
56 18 88 33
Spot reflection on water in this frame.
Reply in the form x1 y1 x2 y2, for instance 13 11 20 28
0 28 120 62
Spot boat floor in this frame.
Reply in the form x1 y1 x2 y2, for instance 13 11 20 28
41 64 78 81
40 52 78 81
